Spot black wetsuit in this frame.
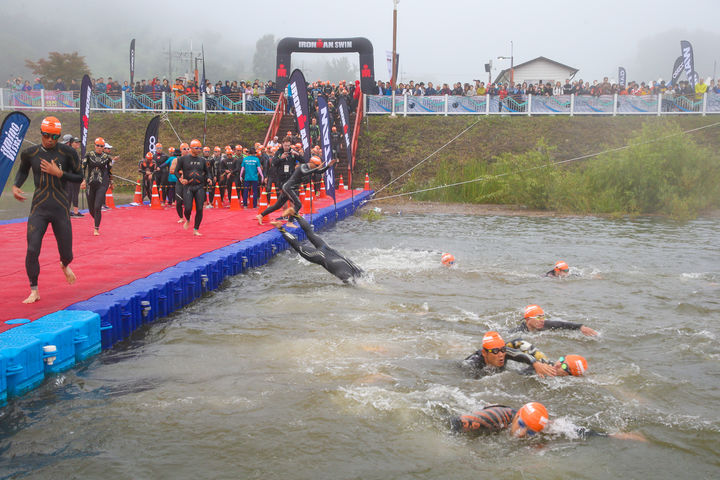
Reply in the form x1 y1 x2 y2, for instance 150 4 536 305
13 143 82 288
462 338 549 377
83 151 112 229
261 162 330 217
508 319 584 335
176 153 211 229
206 155 218 203
218 156 233 203
138 158 156 202
277 214 363 283
154 153 168 202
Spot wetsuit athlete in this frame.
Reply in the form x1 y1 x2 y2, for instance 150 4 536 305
271 209 363 283
12 116 83 303
171 143 190 222
257 157 336 224
83 138 113 235
509 304 598 336
463 336 553 377
176 139 212 235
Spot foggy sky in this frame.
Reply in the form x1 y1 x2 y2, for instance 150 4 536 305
4 0 720 86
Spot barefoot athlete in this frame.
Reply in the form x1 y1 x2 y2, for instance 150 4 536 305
176 139 212 236
81 137 113 236
12 116 83 303
270 207 363 284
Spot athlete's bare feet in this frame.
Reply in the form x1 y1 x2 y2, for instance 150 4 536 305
270 220 283 228
256 214 263 225
285 221 298 229
61 263 76 284
177 218 185 224
282 207 296 218
183 220 190 230
22 289 40 304
93 228 100 236
193 229 202 236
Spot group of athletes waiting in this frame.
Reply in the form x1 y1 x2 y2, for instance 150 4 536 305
440 259 645 442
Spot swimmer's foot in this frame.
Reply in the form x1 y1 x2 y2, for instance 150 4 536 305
285 221 298 229
193 229 202 236
183 220 190 230
177 218 185 224
22 289 40 304
282 207 296 218
61 263 76 284
256 214 264 225
93 228 100 236
270 220 284 228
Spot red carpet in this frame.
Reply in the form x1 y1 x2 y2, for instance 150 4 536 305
0 191 358 329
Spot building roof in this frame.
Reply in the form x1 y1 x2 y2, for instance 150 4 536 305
494 56 579 84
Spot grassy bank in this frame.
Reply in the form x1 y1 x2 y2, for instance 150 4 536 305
356 116 720 218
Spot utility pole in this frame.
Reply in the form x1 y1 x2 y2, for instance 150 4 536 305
391 0 399 90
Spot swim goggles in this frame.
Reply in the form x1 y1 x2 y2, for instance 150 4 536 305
484 347 506 354
41 132 61 140
516 417 537 436
558 356 570 373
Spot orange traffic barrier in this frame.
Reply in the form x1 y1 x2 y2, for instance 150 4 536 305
213 183 222 208
338 175 345 191
302 184 311 213
150 182 162 210
105 185 116 209
229 182 241 211
319 179 327 198
270 183 277 203
132 179 142 204
364 173 370 191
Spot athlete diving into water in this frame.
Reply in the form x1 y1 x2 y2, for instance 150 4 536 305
270 207 364 283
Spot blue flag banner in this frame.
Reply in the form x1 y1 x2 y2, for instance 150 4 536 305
130 38 136 87
337 96 353 189
79 74 92 158
316 95 335 200
669 56 684 86
0 111 31 198
618 67 626 88
680 40 699 89
288 69 311 163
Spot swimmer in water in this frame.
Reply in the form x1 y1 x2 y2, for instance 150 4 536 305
441 253 455 266
509 305 598 336
462 331 557 378
450 402 646 441
270 207 364 284
545 260 570 277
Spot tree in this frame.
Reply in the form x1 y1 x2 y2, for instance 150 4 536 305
25 51 91 84
252 34 276 81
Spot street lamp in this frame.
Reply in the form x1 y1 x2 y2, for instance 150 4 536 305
497 40 514 85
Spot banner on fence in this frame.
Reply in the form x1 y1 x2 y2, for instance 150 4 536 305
288 69 311 163
680 40 699 89
79 74 92 158
0 111 30 198
316 95 334 200
144 115 161 156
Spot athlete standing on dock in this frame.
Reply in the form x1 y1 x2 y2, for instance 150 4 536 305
12 116 83 304
81 137 113 236
176 139 212 236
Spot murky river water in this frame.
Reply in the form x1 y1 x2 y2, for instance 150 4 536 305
1 210 719 479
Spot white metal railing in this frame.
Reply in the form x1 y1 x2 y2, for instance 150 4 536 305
367 92 720 116
0 88 280 115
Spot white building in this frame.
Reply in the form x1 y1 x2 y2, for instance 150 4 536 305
494 56 579 85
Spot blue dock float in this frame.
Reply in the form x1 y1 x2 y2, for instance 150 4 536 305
0 191 372 406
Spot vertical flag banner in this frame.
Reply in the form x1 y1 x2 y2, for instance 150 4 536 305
0 111 31 198
79 74 92 158
618 67 626 88
337 96 352 179
144 115 161 156
130 38 136 87
288 69 311 163
670 56 684 86
316 95 335 200
680 40 699 88
201 44 207 144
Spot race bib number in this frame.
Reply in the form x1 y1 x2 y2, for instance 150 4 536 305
283 165 289 173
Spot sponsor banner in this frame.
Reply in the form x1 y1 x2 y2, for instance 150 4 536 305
670 56 684 86
288 69 311 163
680 40 699 88
337 96 352 168
618 67 626 88
297 39 354 50
130 38 135 87
79 74 92 158
0 111 31 197
144 115 161 157
316 96 334 200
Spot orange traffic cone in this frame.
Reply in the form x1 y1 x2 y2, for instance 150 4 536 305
105 185 116 209
338 175 345 191
302 184 311 213
150 182 162 210
213 183 222 208
319 179 327 198
229 182 241 211
132 179 142 205
364 173 370 191
299 183 305 204
258 187 268 222
249 186 254 209
270 183 278 204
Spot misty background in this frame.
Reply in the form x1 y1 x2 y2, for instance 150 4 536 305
3 0 720 86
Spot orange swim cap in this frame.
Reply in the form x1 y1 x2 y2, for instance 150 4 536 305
517 402 549 433
94 137 105 146
441 253 455 266
554 261 569 272
560 355 588 376
145 151 153 160
524 305 544 319
309 156 322 166
189 139 202 148
40 116 62 135
482 331 505 350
